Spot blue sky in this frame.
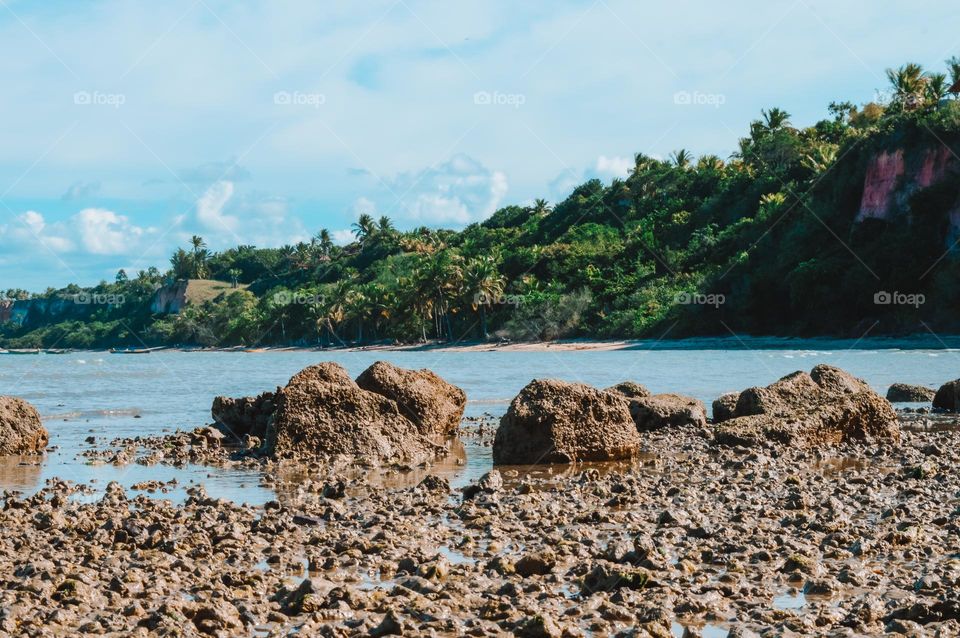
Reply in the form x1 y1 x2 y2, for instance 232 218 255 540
1 0 959 290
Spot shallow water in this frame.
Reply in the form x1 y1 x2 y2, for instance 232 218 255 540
1 342 958 503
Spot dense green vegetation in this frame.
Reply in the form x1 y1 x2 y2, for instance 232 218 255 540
5 60 960 349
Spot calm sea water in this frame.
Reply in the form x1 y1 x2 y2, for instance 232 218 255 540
0 339 956 504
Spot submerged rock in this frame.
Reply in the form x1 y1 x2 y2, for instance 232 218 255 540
714 364 899 447
493 379 641 465
0 396 48 455
886 383 935 403
356 360 466 437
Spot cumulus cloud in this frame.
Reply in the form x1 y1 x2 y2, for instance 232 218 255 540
331 229 355 245
381 154 508 225
0 208 149 256
189 180 307 248
595 155 632 179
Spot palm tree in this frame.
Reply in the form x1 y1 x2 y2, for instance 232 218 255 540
761 108 791 132
377 216 395 234
926 73 948 105
170 249 192 280
670 149 693 169
948 56 960 93
696 155 724 171
886 63 927 111
463 256 506 339
352 213 376 244
531 198 552 217
188 236 209 279
227 268 242 288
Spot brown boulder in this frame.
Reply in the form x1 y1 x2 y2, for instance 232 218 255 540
886 383 936 403
493 379 641 465
715 365 899 448
211 390 276 441
712 393 739 423
605 381 651 399
355 361 465 437
267 363 440 464
933 379 960 411
629 394 707 431
0 396 48 455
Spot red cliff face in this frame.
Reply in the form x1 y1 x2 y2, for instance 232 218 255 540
856 146 955 222
856 150 904 221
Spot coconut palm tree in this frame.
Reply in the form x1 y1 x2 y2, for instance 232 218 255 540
670 149 693 169
351 213 376 244
761 108 791 132
463 256 506 339
531 198 552 217
886 63 927 111
926 73 948 105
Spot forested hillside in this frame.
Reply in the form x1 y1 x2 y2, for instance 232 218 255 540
5 61 960 349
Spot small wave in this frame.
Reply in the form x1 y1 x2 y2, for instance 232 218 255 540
466 399 511 405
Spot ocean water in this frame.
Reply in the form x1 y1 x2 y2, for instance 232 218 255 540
0 341 956 504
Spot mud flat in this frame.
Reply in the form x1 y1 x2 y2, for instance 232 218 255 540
1 409 959 637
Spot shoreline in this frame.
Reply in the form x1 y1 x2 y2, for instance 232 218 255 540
9 333 960 354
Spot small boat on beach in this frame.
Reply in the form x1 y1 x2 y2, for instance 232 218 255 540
109 346 166 354
3 348 41 355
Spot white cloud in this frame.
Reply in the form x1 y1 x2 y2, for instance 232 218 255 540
0 208 149 256
595 155 632 179
381 154 508 225
74 208 145 255
196 180 239 234
332 229 355 245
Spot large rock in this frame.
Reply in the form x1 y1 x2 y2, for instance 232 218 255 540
629 394 707 431
267 363 441 463
355 361 465 437
211 390 276 441
933 379 960 411
712 393 739 423
886 383 936 403
0 397 49 455
714 365 899 447
493 379 641 465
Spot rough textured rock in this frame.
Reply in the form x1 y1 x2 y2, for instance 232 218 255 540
356 361 466 437
211 391 276 440
268 363 440 463
712 393 740 423
933 379 960 412
715 365 899 447
886 383 936 403
605 381 651 399
0 396 48 455
629 394 707 431
493 379 641 465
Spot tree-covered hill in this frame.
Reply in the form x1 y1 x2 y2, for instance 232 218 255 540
5 60 960 349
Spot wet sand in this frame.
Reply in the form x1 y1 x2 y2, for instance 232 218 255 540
2 413 960 636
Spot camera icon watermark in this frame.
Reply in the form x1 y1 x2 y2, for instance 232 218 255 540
73 90 126 108
473 90 526 109
474 292 522 306
673 90 725 108
874 291 924 308
273 90 325 108
74 292 125 305
675 292 725 308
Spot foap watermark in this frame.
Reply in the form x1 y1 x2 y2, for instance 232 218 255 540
273 291 325 305
874 291 925 308
273 90 325 108
73 90 126 108
474 292 523 306
473 90 526 109
673 90 725 108
675 292 725 308
74 292 125 305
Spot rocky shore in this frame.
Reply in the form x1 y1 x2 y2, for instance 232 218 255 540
1 366 960 636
